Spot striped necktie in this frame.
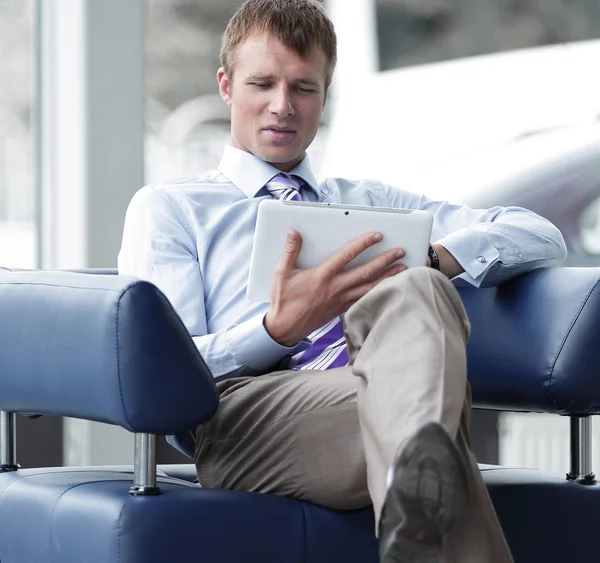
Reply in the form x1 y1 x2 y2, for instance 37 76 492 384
265 173 303 201
264 174 349 371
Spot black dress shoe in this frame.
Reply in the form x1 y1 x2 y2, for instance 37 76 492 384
379 422 470 563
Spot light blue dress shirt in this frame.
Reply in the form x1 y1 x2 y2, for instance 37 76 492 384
118 145 567 380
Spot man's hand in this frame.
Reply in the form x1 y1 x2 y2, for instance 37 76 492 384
264 230 406 346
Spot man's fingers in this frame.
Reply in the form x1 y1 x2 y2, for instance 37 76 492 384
276 229 303 276
344 263 406 304
343 247 405 286
325 232 383 274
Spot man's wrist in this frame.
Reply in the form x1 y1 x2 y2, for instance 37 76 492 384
432 244 465 279
264 311 300 347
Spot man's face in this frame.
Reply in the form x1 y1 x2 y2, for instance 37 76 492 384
218 33 328 172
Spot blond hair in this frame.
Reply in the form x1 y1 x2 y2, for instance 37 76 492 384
220 0 337 88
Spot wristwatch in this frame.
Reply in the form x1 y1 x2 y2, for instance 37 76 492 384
428 245 440 271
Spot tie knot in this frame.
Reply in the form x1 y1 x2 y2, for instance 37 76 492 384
265 173 303 201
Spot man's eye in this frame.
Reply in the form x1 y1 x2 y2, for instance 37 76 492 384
251 83 270 89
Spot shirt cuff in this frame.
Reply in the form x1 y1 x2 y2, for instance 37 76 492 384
435 228 500 288
225 314 311 373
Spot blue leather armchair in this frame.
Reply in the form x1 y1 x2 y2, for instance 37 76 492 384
1 266 600 563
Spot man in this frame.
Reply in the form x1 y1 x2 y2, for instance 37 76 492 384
118 0 567 561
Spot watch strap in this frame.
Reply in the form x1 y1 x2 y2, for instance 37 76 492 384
428 245 440 271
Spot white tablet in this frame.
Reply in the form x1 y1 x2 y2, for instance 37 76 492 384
247 200 433 303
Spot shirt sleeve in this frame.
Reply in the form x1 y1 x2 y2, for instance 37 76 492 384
382 185 568 287
117 186 308 379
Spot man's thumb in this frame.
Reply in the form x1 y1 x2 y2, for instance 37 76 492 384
281 229 302 270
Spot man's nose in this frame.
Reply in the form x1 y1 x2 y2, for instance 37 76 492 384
269 86 294 117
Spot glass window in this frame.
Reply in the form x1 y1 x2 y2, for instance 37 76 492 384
580 196 600 255
0 0 36 268
145 0 238 183
376 0 600 71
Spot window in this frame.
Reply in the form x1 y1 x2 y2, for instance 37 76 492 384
376 0 600 71
0 0 36 268
145 0 239 184
581 195 600 255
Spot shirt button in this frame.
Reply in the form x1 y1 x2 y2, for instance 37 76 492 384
476 256 486 263
517 253 523 260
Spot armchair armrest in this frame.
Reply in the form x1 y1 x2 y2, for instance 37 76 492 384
0 270 218 434
459 267 600 415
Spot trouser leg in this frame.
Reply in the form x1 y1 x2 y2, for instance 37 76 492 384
344 267 513 562
194 367 370 511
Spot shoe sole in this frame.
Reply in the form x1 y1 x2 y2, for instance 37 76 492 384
380 422 470 563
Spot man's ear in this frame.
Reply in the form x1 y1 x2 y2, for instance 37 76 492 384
217 67 233 107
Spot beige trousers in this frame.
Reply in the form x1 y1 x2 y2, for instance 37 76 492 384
194 267 514 563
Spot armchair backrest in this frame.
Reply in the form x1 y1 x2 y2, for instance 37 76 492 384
3 265 600 430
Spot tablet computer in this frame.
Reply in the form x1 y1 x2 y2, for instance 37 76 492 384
247 200 433 303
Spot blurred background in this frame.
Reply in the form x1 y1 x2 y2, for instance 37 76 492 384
1 0 599 472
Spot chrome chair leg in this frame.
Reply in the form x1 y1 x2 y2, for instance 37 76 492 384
566 415 596 485
0 411 19 472
129 432 161 495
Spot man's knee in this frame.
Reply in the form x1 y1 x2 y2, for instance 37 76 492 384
392 265 446 289
355 266 450 308
347 266 470 343
397 267 471 342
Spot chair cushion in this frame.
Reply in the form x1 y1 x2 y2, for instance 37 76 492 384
0 468 377 563
3 464 599 563
481 465 600 562
157 463 600 563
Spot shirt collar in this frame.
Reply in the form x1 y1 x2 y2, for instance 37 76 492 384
217 145 320 198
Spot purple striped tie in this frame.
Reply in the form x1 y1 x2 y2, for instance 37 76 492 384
265 173 303 201
265 174 349 371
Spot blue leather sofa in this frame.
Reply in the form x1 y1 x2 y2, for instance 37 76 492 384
1 266 600 563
